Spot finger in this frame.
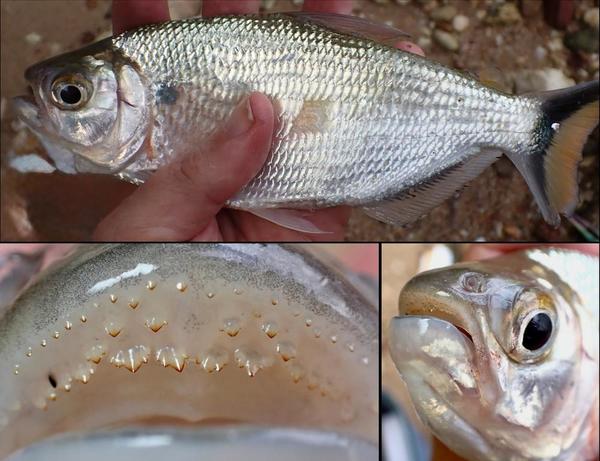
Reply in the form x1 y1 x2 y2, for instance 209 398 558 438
303 0 354 14
202 0 260 17
112 0 170 35
463 244 600 261
395 40 425 56
94 93 274 241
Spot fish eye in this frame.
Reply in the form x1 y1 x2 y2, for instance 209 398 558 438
522 312 553 351
508 289 556 363
50 76 90 109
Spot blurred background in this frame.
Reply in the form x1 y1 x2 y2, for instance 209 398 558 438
1 0 598 241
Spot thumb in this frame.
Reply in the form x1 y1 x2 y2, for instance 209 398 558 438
94 93 274 241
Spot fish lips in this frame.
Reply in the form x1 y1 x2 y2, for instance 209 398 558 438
12 94 42 130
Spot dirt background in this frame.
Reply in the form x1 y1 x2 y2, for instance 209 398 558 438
1 0 598 241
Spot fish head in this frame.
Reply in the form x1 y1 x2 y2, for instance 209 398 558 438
12 40 149 174
389 252 597 460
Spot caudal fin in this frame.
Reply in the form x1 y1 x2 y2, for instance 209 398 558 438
510 81 599 227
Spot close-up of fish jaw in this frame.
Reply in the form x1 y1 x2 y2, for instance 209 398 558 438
388 317 493 461
0 244 378 458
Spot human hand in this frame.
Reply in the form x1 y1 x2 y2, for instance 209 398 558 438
96 0 424 242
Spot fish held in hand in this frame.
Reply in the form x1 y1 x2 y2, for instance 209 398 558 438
389 248 599 461
12 13 600 227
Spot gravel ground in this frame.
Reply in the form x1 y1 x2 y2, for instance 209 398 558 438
1 0 598 241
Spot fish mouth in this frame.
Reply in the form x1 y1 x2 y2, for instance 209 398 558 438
0 244 378 458
395 269 479 351
12 91 42 130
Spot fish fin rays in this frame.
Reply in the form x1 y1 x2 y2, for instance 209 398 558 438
361 150 502 226
284 12 411 45
511 81 599 226
248 208 332 234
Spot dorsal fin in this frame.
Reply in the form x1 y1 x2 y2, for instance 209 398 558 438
284 12 411 45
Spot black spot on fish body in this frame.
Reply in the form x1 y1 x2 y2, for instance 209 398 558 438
156 84 179 105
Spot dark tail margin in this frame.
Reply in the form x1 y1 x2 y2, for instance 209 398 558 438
510 80 599 227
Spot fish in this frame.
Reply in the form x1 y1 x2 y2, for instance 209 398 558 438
12 13 599 229
0 244 378 458
388 247 599 461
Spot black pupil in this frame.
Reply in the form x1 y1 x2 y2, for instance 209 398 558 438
60 85 81 104
522 313 552 351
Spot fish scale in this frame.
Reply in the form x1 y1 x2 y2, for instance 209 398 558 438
109 15 532 206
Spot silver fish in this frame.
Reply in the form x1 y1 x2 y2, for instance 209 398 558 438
13 13 599 227
389 248 599 461
0 244 378 458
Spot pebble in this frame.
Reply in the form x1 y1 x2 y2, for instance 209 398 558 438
417 36 432 49
452 14 469 32
583 8 599 29
371 0 390 4
486 3 521 25
395 0 411 5
534 45 547 61
433 29 459 51
430 5 456 22
564 28 599 53
24 32 42 45
547 37 563 52
513 68 575 94
475 10 486 21
504 225 523 239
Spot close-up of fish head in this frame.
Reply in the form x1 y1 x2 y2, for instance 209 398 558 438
12 39 148 175
0 244 378 460
389 249 599 461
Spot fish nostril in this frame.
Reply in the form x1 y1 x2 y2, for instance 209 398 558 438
48 373 57 388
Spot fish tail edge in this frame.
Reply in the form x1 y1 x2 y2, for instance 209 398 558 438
513 81 599 227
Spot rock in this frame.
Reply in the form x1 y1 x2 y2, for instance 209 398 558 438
513 68 575 94
547 37 563 52
486 3 522 25
24 32 42 45
417 36 432 49
504 225 523 239
519 0 543 18
583 8 599 29
371 0 390 4
564 28 599 54
534 45 547 61
430 5 456 22
433 29 459 51
452 14 470 32
395 0 411 5
476 10 486 21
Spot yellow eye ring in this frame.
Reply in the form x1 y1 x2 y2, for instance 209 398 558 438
50 75 91 110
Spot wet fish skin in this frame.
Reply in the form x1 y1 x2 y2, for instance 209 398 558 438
13 14 599 226
389 248 599 461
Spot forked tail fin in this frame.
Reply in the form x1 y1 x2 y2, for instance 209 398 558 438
508 80 599 227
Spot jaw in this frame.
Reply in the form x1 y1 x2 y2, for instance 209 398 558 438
388 268 498 460
0 244 378 457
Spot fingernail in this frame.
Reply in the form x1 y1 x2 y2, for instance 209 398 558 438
223 96 255 138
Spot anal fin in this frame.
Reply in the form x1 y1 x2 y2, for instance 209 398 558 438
362 149 502 226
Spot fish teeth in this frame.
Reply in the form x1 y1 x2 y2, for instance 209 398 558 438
155 346 187 372
110 345 150 373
